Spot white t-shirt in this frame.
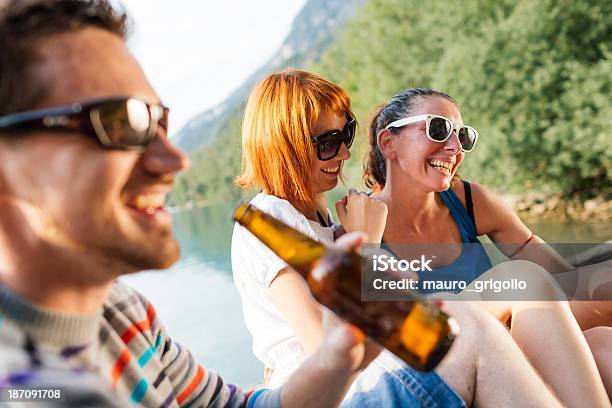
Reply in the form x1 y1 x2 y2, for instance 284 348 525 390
232 192 409 400
231 192 335 388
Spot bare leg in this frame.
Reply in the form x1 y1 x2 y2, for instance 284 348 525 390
571 300 612 331
474 259 612 329
511 301 609 407
436 301 561 408
567 260 612 330
461 261 610 407
584 326 612 400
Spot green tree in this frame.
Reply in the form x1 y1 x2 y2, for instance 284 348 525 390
174 0 611 204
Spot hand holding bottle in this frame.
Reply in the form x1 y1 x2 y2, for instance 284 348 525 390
315 232 383 374
276 232 382 408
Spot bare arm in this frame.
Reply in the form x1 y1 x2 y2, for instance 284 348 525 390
269 228 384 354
270 267 324 354
278 309 367 408
469 182 573 273
271 193 387 354
270 233 382 407
270 273 384 407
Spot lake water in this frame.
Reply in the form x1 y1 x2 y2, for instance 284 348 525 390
122 201 611 387
122 203 263 387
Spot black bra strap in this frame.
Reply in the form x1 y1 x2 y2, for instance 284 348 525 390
316 210 329 227
462 180 476 230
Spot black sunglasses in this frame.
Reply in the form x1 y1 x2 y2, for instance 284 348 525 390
0 97 168 149
310 117 357 161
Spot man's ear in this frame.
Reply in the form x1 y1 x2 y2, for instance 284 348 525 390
377 129 397 161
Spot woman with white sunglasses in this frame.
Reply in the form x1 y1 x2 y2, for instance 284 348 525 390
355 87 611 404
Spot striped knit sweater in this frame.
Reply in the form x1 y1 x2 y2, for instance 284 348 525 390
0 281 279 407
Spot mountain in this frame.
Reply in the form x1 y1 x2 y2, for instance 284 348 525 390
171 0 611 207
173 0 366 153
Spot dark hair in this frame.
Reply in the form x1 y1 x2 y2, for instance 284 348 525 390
364 88 456 189
0 0 130 116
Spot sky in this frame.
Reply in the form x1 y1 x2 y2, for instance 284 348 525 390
121 0 307 136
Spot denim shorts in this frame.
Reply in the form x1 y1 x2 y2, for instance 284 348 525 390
342 351 466 408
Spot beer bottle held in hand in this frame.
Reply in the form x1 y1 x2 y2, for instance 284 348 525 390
233 202 458 371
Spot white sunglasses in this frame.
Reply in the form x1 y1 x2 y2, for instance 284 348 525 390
384 114 478 152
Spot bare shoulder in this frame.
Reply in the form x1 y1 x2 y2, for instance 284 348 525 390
452 181 515 235
468 182 504 208
449 179 499 208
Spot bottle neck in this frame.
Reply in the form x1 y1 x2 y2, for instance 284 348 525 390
234 202 328 277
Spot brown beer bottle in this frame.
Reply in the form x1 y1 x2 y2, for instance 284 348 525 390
233 202 458 371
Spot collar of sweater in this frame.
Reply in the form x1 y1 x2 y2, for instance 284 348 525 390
0 284 101 347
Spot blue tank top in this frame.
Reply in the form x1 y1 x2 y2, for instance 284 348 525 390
383 181 492 294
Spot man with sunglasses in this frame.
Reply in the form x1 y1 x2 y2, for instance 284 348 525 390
0 1 377 406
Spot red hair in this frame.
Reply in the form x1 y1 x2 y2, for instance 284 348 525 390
236 69 352 206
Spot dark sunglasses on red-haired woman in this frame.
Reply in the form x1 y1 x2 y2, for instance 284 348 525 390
310 116 356 161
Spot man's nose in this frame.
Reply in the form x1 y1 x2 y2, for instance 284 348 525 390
140 134 190 176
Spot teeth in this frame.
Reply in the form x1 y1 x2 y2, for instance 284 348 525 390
131 194 165 211
428 160 453 173
322 167 340 174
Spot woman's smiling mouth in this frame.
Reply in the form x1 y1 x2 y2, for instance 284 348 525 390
321 166 340 175
427 159 454 175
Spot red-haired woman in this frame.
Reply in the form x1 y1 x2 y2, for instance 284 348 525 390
231 69 566 407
